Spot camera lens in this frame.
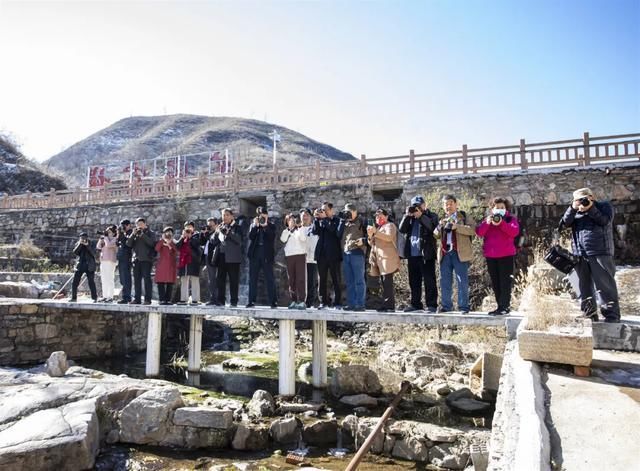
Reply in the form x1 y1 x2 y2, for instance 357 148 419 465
492 214 503 223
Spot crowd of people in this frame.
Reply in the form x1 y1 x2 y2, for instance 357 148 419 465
67 187 621 322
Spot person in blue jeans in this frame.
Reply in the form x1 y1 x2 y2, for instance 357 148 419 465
338 203 367 311
433 195 476 313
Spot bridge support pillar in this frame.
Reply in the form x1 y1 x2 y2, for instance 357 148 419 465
145 311 163 377
188 314 204 372
312 320 328 388
278 319 296 396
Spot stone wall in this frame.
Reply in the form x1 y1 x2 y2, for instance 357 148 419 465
0 302 147 366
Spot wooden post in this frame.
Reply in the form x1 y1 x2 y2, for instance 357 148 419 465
409 149 415 178
187 314 204 373
312 320 328 388
520 138 527 170
145 311 163 377
462 145 468 174
278 319 296 396
583 132 591 166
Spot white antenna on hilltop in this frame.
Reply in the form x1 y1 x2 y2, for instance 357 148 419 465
269 129 281 168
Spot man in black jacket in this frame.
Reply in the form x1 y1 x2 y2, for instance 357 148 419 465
69 232 98 302
126 217 156 305
215 208 243 307
246 206 277 308
398 195 439 312
312 201 343 309
202 217 220 306
561 187 620 323
116 219 133 304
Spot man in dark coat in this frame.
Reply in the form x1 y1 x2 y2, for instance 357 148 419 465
69 232 98 302
116 219 133 304
215 208 244 307
312 201 344 308
126 217 156 305
561 187 620 323
176 221 203 305
246 206 277 308
202 217 220 305
398 195 439 312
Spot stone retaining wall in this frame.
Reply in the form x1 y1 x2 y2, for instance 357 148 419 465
0 303 147 365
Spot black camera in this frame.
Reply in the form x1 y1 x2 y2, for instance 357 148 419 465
492 214 503 223
258 215 267 225
407 205 419 214
220 226 229 235
338 210 352 220
444 222 454 233
579 197 590 207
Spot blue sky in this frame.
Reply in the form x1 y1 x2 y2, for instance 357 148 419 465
0 0 638 161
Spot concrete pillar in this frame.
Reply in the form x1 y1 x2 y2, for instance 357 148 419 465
145 311 163 377
312 320 328 388
187 315 204 373
279 319 296 396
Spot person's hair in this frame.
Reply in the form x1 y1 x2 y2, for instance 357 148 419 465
207 217 218 223
222 208 233 216
106 225 117 235
163 226 174 233
119 219 131 226
344 203 357 212
375 208 389 216
491 197 512 211
322 201 333 209
442 194 457 203
284 213 297 226
256 206 268 215
184 220 195 228
299 208 312 216
135 217 145 224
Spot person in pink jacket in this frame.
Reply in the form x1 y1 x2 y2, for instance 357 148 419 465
476 197 520 316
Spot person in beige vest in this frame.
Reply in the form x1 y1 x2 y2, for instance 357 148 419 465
367 208 400 312
433 195 476 313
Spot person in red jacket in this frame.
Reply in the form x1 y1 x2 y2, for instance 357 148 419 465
476 197 520 316
154 227 177 305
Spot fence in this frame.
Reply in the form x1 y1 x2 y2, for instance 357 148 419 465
1 132 638 211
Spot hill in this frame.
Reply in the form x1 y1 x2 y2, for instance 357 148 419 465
44 114 356 187
0 134 67 195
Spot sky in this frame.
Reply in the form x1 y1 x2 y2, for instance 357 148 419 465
0 0 638 162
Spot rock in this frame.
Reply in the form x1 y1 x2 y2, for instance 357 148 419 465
445 387 475 403
437 385 453 396
450 372 466 384
0 398 99 471
247 390 275 418
222 358 262 370
412 393 438 407
391 436 430 462
231 422 269 451
0 281 40 299
426 341 464 359
429 443 471 470
277 402 323 414
446 397 492 417
160 425 231 449
203 398 245 412
302 419 338 446
353 407 370 416
172 407 233 429
330 365 382 397
269 416 300 444
339 394 378 408
45 351 69 377
419 404 462 427
341 415 384 453
119 387 184 444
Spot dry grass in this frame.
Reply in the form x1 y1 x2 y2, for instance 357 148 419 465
17 238 44 258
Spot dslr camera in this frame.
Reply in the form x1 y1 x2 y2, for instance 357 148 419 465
220 225 229 236
579 197 591 207
443 219 454 233
407 205 420 215
491 214 503 223
258 215 267 225
338 210 352 221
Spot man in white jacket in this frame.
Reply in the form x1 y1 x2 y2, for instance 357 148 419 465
280 212 308 309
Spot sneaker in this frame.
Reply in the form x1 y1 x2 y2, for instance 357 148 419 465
288 301 297 309
230 303 237 308
296 302 307 310
426 306 438 313
205 301 216 306
130 300 141 305
245 303 255 308
488 309 503 316
460 309 470 314
403 305 420 312
97 297 107 303
190 301 200 306
117 299 129 304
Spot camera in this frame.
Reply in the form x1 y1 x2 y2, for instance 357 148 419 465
200 226 207 232
407 205 420 215
338 210 352 220
579 197 590 207
492 214 503 223
220 226 229 235
444 222 454 233
258 215 267 225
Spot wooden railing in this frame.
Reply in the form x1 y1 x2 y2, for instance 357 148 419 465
1 132 638 211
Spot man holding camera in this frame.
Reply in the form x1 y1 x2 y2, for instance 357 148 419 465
215 208 243 307
116 219 133 304
312 202 343 309
68 232 98 302
246 207 277 308
202 217 221 306
338 203 367 311
433 195 476 313
125 217 156 305
398 195 439 312
176 221 203 305
561 188 620 323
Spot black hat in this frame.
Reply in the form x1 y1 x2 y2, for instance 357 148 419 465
79 232 88 238
120 219 131 226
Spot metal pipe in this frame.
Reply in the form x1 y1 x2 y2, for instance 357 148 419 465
345 380 411 471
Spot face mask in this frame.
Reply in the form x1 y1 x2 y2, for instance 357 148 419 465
375 216 385 226
492 208 506 216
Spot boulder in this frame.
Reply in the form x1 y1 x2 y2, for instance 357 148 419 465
247 390 275 418
0 398 99 471
426 341 465 359
446 397 492 417
0 281 40 299
339 394 378 408
45 351 69 377
341 415 384 453
330 365 382 397
302 419 338 446
172 407 233 429
160 425 231 449
269 416 300 445
231 422 269 451
429 443 471 470
391 436 430 462
203 397 245 412
277 402 323 414
119 388 184 444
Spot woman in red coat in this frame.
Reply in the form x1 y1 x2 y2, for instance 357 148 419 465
155 227 177 305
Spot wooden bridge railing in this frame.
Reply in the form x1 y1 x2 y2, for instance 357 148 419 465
1 132 638 211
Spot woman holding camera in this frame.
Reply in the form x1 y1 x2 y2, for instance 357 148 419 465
155 227 178 305
96 225 118 302
367 208 400 312
280 213 308 309
176 221 203 305
476 197 520 316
